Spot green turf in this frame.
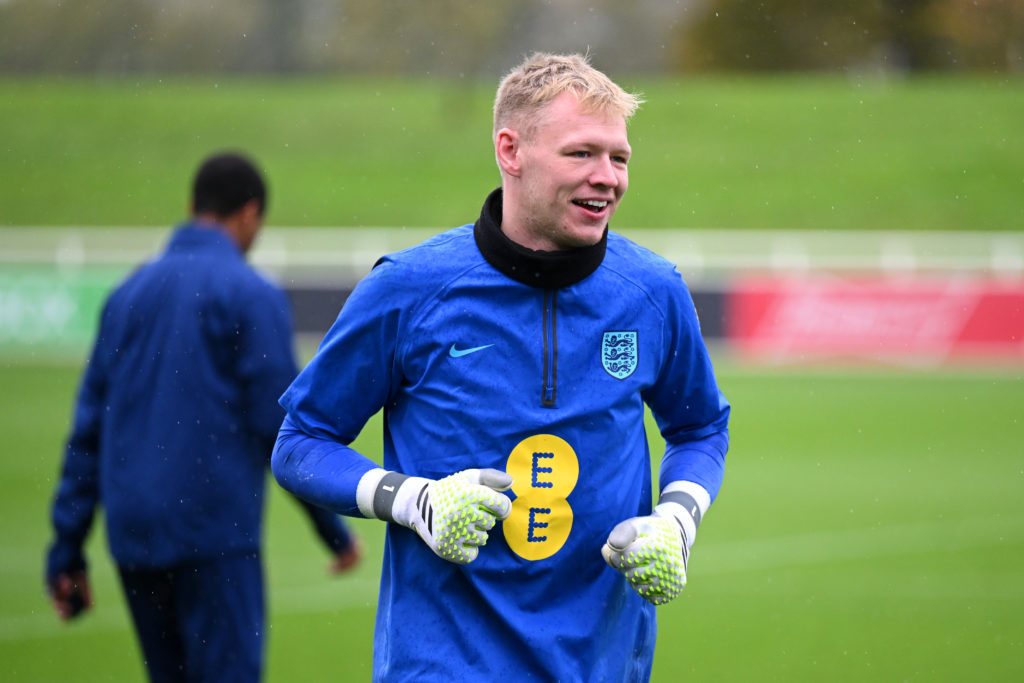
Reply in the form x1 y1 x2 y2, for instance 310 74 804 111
2 75 1022 230
2 360 1021 681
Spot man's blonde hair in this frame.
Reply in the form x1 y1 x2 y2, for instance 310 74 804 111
493 52 642 139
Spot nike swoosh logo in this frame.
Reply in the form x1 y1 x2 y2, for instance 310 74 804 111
449 343 494 358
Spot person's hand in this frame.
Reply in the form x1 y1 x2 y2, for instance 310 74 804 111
48 570 92 621
390 468 513 564
328 536 363 574
602 505 690 606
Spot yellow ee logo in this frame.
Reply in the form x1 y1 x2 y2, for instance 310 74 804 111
503 434 579 561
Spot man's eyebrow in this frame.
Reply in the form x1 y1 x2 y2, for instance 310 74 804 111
559 137 631 151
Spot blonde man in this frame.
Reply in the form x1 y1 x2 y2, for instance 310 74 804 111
273 53 730 681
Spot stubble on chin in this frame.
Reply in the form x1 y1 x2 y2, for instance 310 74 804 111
550 223 606 251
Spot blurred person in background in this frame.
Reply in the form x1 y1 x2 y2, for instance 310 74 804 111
271 53 730 681
45 151 362 683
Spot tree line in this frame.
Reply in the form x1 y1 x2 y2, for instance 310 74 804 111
1 0 1020 75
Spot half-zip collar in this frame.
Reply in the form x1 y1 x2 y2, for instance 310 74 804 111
473 187 607 289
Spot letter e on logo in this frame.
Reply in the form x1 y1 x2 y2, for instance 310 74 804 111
504 434 579 561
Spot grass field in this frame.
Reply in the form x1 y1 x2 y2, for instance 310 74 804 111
2 75 1022 231
2 358 1022 681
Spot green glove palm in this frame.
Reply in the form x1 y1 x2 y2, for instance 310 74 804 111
602 505 690 605
389 468 513 564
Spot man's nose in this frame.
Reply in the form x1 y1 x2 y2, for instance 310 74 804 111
589 155 620 188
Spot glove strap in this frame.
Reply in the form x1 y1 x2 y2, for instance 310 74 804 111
372 471 411 523
658 490 702 529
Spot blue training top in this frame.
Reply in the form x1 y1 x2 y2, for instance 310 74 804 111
48 223 350 575
274 190 730 682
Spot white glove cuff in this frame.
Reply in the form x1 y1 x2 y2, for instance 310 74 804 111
356 468 430 525
356 468 388 518
658 481 711 549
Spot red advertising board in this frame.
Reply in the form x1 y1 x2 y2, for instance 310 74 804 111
728 275 1024 362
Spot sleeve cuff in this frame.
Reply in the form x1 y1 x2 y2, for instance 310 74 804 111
45 540 87 582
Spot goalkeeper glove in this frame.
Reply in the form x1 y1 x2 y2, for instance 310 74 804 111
358 468 513 564
602 490 703 606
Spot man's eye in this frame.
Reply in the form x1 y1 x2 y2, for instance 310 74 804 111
613 156 629 165
572 151 589 158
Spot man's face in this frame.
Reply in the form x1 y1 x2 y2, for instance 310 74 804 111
512 92 630 251
235 200 264 255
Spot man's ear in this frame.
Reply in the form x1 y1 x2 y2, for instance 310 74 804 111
239 198 262 224
224 199 264 253
495 128 522 178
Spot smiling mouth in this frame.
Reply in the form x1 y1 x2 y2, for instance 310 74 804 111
572 199 609 215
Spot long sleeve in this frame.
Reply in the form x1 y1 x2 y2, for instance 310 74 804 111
272 416 379 517
238 283 301 449
642 269 731 500
237 281 361 547
659 430 729 499
273 258 409 516
46 315 110 580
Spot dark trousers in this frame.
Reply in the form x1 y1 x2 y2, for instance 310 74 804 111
118 553 264 683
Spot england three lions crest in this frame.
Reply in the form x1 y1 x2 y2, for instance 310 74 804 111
602 330 638 380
